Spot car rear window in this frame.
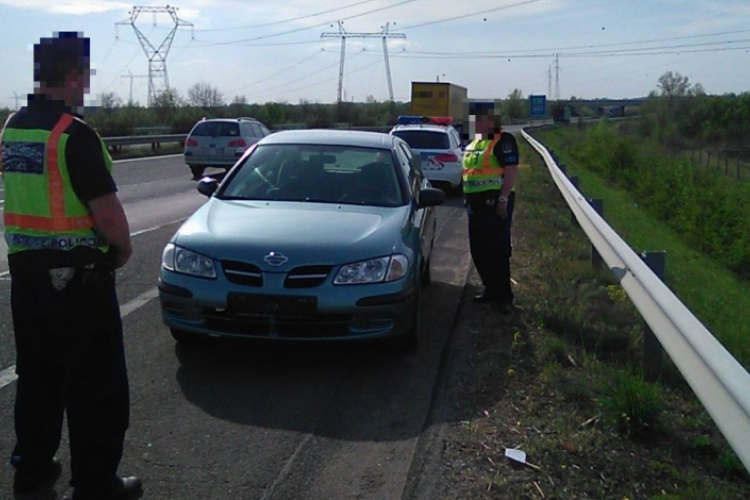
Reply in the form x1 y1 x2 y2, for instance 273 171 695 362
391 130 449 150
190 122 240 137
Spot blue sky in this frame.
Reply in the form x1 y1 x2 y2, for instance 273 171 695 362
1 0 749 109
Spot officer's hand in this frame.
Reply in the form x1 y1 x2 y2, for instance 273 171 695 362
496 201 508 218
112 246 132 269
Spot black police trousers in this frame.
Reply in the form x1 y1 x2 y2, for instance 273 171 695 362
8 251 129 494
467 191 516 304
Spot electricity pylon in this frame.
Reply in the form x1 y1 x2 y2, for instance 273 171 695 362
321 21 406 103
116 5 193 107
121 70 149 105
9 92 23 110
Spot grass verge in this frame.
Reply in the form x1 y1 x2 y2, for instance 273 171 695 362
533 127 750 372
431 138 749 499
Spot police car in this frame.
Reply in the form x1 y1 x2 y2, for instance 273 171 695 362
389 116 464 191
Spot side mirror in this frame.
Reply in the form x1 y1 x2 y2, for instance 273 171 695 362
197 178 218 197
418 187 446 207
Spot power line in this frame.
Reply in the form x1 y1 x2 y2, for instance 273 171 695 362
398 0 545 31
192 0 383 31
265 57 385 101
391 36 750 59
250 51 366 98
193 0 418 47
225 50 326 95
502 28 750 54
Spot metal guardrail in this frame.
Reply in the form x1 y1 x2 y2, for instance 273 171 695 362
102 134 187 148
99 127 392 149
521 129 750 473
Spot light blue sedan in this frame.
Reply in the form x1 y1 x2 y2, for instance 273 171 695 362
158 129 445 352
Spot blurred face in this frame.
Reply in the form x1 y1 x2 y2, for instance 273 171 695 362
63 67 91 108
474 112 501 139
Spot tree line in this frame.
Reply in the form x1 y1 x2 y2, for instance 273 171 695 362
1 72 748 143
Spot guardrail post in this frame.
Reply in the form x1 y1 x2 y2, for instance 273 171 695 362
588 199 604 268
640 251 666 381
558 163 567 175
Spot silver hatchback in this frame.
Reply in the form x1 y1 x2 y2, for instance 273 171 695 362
184 117 271 179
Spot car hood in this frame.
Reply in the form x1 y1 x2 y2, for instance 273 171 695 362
173 199 411 270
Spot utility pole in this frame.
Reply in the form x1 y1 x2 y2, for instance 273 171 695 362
554 53 561 101
9 92 23 110
121 70 149 105
116 5 193 107
321 21 406 103
547 65 552 98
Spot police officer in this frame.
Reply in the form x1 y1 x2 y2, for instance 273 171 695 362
1 32 142 500
462 105 519 313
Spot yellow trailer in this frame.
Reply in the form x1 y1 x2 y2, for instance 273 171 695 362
409 82 468 130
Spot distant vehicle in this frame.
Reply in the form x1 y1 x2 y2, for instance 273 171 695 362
183 117 272 179
159 129 445 352
410 82 468 136
389 116 464 192
553 104 572 124
597 105 626 118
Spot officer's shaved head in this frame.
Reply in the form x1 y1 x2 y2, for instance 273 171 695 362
34 32 90 89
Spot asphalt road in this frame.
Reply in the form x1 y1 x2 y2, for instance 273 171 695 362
0 154 473 499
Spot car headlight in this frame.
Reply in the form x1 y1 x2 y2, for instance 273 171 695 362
334 254 409 285
162 243 217 279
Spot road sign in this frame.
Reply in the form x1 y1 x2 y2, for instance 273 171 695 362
529 95 546 117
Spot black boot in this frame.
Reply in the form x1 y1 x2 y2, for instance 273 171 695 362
13 457 62 496
74 476 143 500
472 290 498 304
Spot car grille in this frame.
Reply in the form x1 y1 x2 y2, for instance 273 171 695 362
222 260 263 286
222 261 332 289
284 265 332 288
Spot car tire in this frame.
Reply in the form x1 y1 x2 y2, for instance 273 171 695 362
190 166 206 179
393 295 419 354
421 256 432 288
170 328 201 344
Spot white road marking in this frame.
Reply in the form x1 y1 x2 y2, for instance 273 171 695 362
0 286 162 390
0 365 17 389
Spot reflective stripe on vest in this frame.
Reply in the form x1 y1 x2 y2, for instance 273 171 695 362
2 112 108 255
3 114 95 232
5 233 101 250
462 138 504 194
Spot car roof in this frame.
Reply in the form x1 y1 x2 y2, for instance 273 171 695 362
257 129 398 149
196 117 260 123
390 124 453 133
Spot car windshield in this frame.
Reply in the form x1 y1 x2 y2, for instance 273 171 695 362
219 144 405 207
191 121 240 137
391 130 449 150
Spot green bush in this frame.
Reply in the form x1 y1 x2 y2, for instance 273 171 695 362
537 123 750 279
599 370 662 436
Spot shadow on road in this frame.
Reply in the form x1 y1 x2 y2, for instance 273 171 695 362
172 279 464 442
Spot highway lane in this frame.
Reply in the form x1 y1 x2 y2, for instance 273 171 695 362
0 155 210 375
0 154 473 499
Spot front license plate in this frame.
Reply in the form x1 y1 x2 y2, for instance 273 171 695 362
228 293 317 316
